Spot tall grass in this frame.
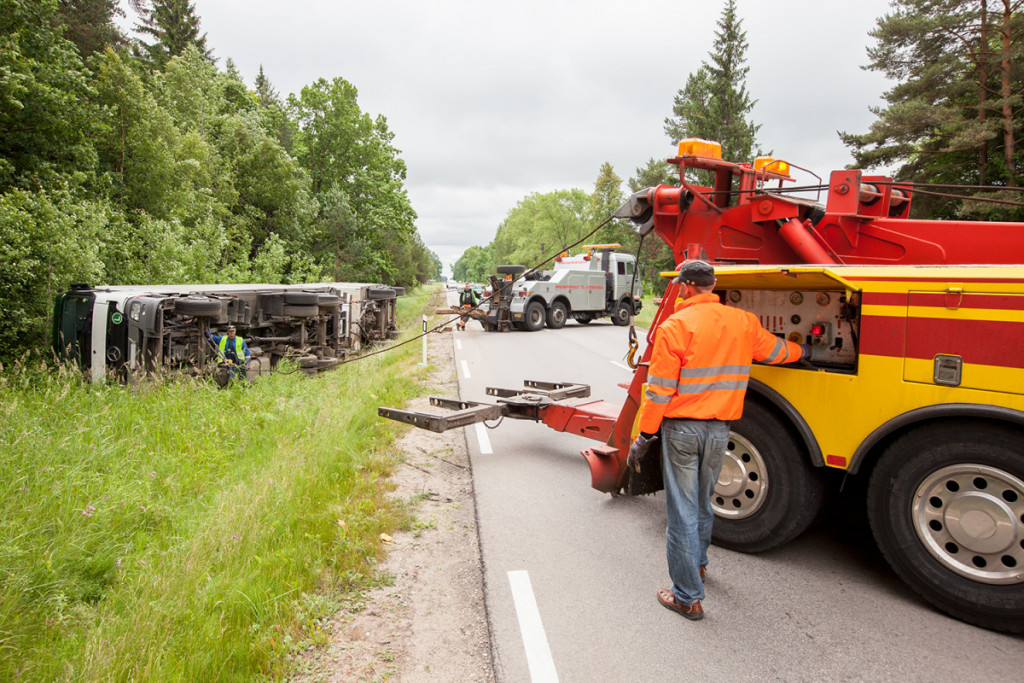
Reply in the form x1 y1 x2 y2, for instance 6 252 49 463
0 287 437 680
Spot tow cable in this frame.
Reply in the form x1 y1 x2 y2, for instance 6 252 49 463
330 214 621 367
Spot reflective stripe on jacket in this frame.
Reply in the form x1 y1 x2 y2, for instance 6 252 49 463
636 292 802 433
218 335 248 363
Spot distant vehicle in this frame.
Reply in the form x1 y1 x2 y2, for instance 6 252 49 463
53 281 403 385
479 244 642 331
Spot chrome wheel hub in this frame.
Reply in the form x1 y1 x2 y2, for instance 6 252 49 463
913 464 1024 584
713 432 768 519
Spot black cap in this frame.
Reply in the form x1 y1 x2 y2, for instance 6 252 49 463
673 260 716 286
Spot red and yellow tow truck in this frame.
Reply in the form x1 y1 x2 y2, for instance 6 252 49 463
381 140 1024 633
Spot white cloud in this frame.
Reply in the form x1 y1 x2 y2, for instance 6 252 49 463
123 0 894 273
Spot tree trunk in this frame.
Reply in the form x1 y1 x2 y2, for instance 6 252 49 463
1000 0 1017 185
979 0 990 185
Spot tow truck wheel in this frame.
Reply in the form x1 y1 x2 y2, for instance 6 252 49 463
711 399 825 553
524 301 545 331
867 422 1024 633
545 302 567 329
611 299 631 326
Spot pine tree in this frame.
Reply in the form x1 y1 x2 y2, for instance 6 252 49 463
664 0 760 164
56 0 126 57
840 0 1023 216
254 65 280 108
134 0 211 68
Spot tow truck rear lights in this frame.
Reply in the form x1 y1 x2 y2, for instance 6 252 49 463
677 138 722 160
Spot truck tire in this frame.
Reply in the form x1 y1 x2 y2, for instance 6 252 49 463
282 304 318 317
867 422 1024 633
611 299 631 326
367 287 395 300
174 296 222 317
297 354 319 368
545 302 567 329
497 265 526 275
391 286 406 296
524 301 545 331
711 399 825 553
317 294 341 308
284 291 319 305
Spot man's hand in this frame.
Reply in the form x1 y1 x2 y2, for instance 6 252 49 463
225 359 233 365
205 330 213 339
800 343 813 360
626 433 658 473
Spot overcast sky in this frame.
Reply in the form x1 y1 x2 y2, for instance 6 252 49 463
125 0 895 274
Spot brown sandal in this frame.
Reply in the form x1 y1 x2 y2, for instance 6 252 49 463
657 588 704 620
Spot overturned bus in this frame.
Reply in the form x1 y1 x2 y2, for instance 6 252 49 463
52 282 403 384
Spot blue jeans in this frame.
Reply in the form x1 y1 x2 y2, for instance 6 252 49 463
661 418 730 605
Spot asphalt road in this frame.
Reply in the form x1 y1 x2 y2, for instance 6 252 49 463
443 300 1024 682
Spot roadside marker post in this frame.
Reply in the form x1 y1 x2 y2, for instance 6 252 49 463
418 315 427 366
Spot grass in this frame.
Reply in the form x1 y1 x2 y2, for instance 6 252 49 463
0 286 438 680
635 292 665 329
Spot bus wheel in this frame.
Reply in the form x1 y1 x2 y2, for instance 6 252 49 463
711 399 825 553
868 423 1024 633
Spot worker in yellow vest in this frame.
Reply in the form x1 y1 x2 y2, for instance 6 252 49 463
206 325 251 381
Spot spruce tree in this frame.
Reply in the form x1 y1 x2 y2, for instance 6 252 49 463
134 0 211 68
56 0 126 57
663 0 760 164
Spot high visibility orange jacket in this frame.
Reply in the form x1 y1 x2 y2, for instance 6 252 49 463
636 293 802 434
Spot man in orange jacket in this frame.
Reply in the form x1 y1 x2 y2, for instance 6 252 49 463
629 260 808 621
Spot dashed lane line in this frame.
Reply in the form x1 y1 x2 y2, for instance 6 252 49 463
474 423 493 455
508 570 559 682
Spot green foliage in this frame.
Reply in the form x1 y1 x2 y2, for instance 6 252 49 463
0 3 435 360
0 188 105 357
452 245 493 282
0 0 98 191
133 0 210 69
0 295 433 679
55 0 125 59
841 0 1024 219
491 188 592 268
663 0 761 167
289 77 423 285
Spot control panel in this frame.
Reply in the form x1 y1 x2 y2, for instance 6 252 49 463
721 289 860 370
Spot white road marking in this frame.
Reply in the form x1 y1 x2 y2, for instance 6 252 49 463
461 359 471 378
609 360 632 372
508 570 559 682
455 338 463 351
474 423 493 455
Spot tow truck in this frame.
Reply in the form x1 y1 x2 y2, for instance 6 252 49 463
380 139 1024 632
487 245 642 330
440 246 642 331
